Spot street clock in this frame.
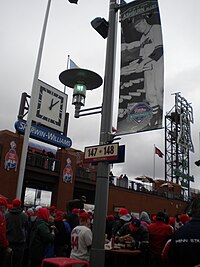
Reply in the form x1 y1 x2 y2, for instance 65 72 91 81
32 80 68 132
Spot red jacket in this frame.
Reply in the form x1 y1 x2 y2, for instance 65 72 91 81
148 221 173 256
0 212 9 249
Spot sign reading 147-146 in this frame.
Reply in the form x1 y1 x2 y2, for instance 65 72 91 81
84 143 119 163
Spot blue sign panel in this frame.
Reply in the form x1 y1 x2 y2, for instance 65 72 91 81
15 120 72 148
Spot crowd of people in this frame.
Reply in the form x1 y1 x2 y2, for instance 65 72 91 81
105 201 200 267
0 197 93 267
1 196 200 267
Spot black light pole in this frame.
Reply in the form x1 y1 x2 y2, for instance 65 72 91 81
90 0 118 267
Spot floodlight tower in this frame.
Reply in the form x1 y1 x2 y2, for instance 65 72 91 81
165 93 194 200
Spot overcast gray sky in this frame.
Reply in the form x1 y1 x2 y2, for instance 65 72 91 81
1 0 200 189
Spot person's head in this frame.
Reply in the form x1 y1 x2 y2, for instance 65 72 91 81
118 208 132 222
156 211 166 222
54 210 64 221
7 204 13 210
106 214 115 222
35 205 42 215
72 208 79 214
130 218 141 231
132 14 148 33
26 208 34 217
179 213 190 224
49 205 56 215
37 207 50 222
79 212 90 226
12 198 22 208
139 211 151 224
169 216 175 227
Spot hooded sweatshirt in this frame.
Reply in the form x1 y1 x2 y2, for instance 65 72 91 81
29 208 53 261
140 211 151 229
5 207 28 243
36 208 50 222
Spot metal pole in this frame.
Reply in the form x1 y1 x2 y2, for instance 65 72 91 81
16 0 52 198
153 144 156 179
90 1 118 267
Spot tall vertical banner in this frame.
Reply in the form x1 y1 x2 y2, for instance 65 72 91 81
117 0 164 135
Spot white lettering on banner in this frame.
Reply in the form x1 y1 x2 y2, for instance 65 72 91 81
31 126 46 138
175 238 200 244
191 239 200 243
121 3 157 21
18 121 26 131
15 119 72 148
176 239 188 243
47 132 71 146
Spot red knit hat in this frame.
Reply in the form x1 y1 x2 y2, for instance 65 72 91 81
107 215 115 221
169 216 175 226
7 204 13 210
79 212 89 221
72 208 79 214
0 197 7 207
119 208 128 216
179 214 190 224
49 205 56 212
12 198 21 208
37 208 50 222
152 215 156 222
54 210 63 221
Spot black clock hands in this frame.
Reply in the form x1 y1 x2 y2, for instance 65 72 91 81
49 99 59 110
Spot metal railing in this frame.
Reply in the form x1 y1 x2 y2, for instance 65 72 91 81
26 152 60 172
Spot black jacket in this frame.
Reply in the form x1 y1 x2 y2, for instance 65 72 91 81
29 217 54 261
115 222 149 250
5 207 28 244
168 217 200 267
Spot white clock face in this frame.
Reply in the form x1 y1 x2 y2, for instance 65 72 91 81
38 88 62 123
32 80 67 132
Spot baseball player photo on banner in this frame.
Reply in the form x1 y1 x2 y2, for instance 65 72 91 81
117 0 164 135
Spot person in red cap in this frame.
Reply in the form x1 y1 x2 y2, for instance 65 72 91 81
68 207 80 230
70 212 92 262
0 197 12 267
53 210 71 257
29 208 54 267
5 198 28 267
148 211 173 267
112 207 132 236
179 213 190 225
72 208 79 214
114 218 149 266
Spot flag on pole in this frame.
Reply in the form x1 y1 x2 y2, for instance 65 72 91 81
155 146 164 158
64 55 79 93
69 58 79 69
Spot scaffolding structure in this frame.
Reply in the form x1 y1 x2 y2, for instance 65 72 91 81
165 93 194 200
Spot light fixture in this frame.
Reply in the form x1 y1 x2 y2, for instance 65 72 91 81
91 17 109 39
59 68 102 118
68 0 78 4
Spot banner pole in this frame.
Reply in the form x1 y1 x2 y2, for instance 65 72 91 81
64 55 70 93
16 0 52 198
153 144 156 179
